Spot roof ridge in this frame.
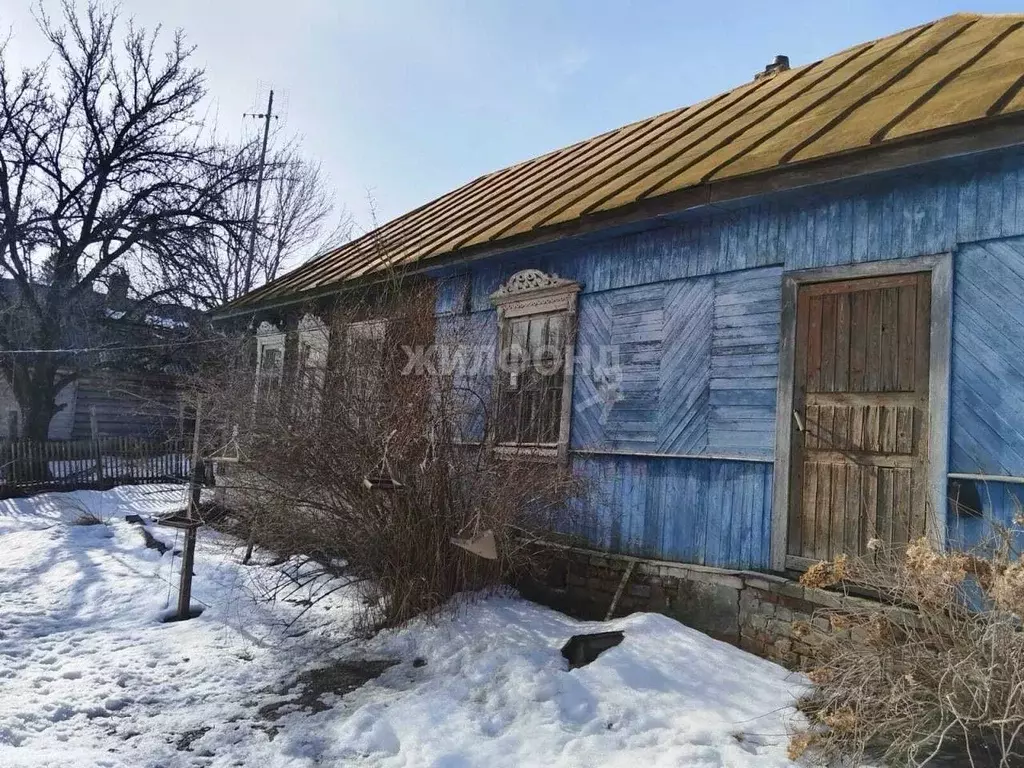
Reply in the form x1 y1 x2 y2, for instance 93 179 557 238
947 11 1024 18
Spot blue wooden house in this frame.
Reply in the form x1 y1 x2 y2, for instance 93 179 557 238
220 13 1024 577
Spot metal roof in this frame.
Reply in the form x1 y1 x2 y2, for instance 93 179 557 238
226 13 1024 312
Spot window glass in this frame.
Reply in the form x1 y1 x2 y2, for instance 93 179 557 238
344 320 388 419
495 312 566 446
256 345 283 414
294 340 326 418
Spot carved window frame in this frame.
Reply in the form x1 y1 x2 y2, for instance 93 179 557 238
490 269 581 462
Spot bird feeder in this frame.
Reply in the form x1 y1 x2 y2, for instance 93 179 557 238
362 472 405 491
450 529 497 560
154 513 203 532
449 510 497 560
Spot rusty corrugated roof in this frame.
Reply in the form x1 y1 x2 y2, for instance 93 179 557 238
226 13 1024 311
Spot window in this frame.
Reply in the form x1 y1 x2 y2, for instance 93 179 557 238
254 322 285 416
294 340 322 416
495 313 567 445
256 346 283 412
490 269 580 458
294 315 329 418
344 319 388 412
252 316 329 422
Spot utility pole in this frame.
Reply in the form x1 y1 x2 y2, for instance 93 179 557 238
243 90 278 293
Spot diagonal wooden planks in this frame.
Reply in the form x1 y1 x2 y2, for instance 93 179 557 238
951 236 1024 476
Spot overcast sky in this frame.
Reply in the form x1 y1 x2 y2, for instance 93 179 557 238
3 0 1023 240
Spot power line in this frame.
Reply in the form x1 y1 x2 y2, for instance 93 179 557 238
0 336 230 356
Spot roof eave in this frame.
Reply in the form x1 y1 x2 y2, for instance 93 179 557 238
213 111 1024 321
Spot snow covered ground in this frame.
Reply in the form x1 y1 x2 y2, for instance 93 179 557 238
0 485 807 767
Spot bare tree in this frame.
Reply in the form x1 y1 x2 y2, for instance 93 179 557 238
196 268 586 632
0 2 262 441
168 141 346 311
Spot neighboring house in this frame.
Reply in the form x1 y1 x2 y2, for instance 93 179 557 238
0 272 200 440
218 14 1024 626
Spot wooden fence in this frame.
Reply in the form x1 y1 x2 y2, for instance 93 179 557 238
0 438 191 496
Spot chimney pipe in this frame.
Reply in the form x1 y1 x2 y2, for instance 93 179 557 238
755 54 790 80
107 270 130 309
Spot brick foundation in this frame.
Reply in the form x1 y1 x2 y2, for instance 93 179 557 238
520 545 869 670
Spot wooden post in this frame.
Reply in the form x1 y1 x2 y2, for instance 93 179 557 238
176 461 203 621
605 560 636 621
12 440 21 486
177 397 185 443
90 406 103 483
177 395 202 621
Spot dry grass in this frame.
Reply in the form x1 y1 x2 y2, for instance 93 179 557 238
792 520 1024 767
62 495 107 526
69 510 105 526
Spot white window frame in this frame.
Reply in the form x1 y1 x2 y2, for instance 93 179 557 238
490 269 580 462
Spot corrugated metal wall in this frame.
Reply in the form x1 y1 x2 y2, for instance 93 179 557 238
433 148 1024 568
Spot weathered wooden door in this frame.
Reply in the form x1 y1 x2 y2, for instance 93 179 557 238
787 273 931 567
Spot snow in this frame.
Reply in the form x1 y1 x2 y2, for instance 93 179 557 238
0 485 806 767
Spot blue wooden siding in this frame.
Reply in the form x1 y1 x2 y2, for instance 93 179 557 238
568 454 773 570
661 279 713 454
949 234 1024 537
570 279 715 454
570 267 778 460
435 272 471 316
570 292 613 450
607 284 666 449
435 311 495 441
951 236 1024 477
709 267 781 459
428 147 1024 566
947 481 1023 552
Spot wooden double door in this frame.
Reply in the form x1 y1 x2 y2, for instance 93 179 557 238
787 272 931 566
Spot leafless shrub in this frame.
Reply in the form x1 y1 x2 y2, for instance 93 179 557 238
792 513 1024 767
70 510 105 526
204 275 586 632
59 493 108 526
